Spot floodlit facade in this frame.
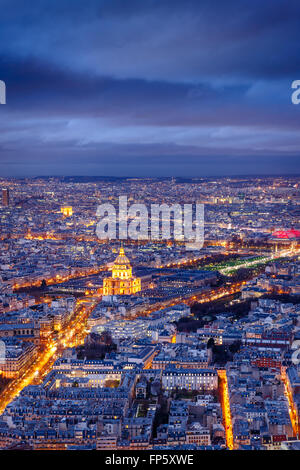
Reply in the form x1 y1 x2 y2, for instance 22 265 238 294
60 206 73 217
162 368 218 391
103 247 141 296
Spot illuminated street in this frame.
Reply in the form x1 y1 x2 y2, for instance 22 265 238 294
218 370 234 450
0 296 100 415
281 368 299 438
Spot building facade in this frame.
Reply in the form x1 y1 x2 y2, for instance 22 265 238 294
103 247 141 296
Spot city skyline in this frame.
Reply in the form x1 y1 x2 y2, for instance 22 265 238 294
0 175 299 451
0 0 300 177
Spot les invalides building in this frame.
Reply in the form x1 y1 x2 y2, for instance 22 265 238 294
103 246 141 296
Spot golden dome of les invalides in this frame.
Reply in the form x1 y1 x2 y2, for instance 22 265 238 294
102 246 141 296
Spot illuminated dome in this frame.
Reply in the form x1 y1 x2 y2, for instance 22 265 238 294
111 246 132 279
103 246 141 295
272 229 300 239
113 246 131 267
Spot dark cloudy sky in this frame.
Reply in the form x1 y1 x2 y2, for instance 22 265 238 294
0 0 300 177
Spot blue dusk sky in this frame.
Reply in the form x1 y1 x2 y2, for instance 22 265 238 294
0 0 300 177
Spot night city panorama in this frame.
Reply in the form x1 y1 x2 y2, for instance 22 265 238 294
0 0 300 459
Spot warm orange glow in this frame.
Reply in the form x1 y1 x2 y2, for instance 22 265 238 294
0 296 100 415
60 206 73 217
103 246 141 296
281 368 299 437
218 369 234 450
13 264 107 290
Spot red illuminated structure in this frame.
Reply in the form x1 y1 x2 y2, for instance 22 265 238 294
271 229 300 240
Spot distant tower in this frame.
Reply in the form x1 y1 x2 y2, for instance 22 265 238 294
2 188 9 206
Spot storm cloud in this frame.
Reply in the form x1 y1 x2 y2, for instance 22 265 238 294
0 0 299 176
